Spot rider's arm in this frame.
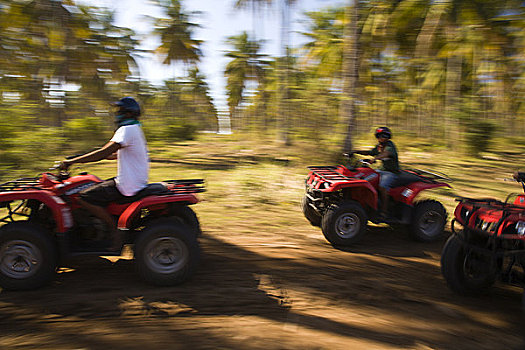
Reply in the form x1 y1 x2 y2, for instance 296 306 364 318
354 150 372 156
374 148 392 161
63 142 121 167
106 152 118 160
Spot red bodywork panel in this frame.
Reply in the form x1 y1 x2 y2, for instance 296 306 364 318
454 199 525 240
306 166 379 209
116 194 199 229
0 172 202 233
306 165 450 210
389 181 451 205
514 195 525 207
0 190 73 233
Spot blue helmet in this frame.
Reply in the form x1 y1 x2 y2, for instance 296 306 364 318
112 97 141 117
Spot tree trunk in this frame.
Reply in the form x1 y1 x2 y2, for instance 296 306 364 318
278 0 291 146
341 1 360 153
444 25 462 147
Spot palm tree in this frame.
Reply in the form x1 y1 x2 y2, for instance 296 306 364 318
186 67 217 131
0 0 137 125
154 0 202 66
235 0 298 144
340 0 361 153
300 8 345 80
224 31 268 130
393 0 520 142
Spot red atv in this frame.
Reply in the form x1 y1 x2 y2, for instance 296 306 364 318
441 174 525 300
0 167 204 290
303 156 451 245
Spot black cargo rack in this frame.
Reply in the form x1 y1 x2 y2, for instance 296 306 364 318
0 177 41 192
307 166 352 182
163 179 206 194
403 168 453 183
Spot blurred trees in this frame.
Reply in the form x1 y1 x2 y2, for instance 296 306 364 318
224 31 268 130
0 0 216 174
1 0 525 176
226 0 525 156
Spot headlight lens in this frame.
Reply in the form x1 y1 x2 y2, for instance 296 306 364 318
401 188 413 198
515 221 525 236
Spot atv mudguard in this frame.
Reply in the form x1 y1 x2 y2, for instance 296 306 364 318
116 194 199 230
389 182 451 206
0 190 73 233
328 180 379 210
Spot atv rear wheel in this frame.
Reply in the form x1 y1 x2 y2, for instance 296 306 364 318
0 222 57 290
321 201 367 246
134 218 199 286
441 235 496 295
410 200 446 242
171 205 202 236
302 196 321 227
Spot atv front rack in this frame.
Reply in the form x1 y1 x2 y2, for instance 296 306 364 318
454 197 525 238
164 179 206 194
307 166 352 182
0 177 41 192
456 196 520 209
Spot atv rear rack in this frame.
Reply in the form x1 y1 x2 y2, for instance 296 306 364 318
307 166 352 182
402 168 453 183
164 179 206 194
0 177 41 192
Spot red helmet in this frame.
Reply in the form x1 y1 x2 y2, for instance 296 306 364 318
374 126 392 139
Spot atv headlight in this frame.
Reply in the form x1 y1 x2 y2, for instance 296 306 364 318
515 221 525 236
401 188 413 198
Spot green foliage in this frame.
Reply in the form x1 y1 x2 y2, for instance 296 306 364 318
62 116 111 152
0 121 18 166
164 122 199 141
143 119 198 142
463 119 497 157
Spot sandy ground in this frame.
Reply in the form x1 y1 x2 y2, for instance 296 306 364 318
0 218 524 350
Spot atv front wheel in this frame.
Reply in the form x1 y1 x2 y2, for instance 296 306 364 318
410 200 446 242
134 218 199 286
321 201 367 246
302 196 321 227
440 235 496 295
0 222 57 290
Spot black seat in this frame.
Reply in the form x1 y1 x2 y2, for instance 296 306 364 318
116 183 170 204
390 170 426 188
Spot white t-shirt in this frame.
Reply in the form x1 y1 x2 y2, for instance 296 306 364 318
110 124 149 196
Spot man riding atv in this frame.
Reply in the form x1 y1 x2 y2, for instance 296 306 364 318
353 126 399 217
60 96 148 252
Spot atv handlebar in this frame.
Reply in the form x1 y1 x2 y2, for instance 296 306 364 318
513 171 525 183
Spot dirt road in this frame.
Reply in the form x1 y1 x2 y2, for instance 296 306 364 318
0 218 523 349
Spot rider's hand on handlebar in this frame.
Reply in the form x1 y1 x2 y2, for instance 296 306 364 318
57 160 71 171
513 171 525 182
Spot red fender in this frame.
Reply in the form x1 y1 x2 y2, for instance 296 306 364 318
325 180 378 210
117 194 199 230
389 182 451 206
0 190 73 233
